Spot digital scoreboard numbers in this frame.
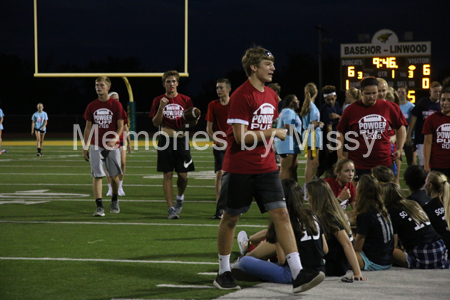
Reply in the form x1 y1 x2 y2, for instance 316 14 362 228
340 29 431 103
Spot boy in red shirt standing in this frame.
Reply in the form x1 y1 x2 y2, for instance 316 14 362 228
149 70 199 219
206 78 231 219
83 76 125 217
214 46 325 293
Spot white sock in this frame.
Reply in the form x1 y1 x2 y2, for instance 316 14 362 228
218 254 231 275
108 183 112 191
286 252 302 279
177 194 184 202
119 181 123 188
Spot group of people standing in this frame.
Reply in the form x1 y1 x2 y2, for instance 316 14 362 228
79 45 450 294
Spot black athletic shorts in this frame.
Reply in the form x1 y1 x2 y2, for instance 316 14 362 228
213 148 226 173
217 170 286 216
353 163 396 182
156 134 195 173
34 128 46 134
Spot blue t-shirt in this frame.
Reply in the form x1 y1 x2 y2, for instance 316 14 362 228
301 102 322 148
32 111 48 131
401 101 415 139
274 108 302 154
0 108 4 130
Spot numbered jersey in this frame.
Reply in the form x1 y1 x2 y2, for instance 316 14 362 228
356 209 394 266
424 197 450 250
389 205 441 251
294 213 325 271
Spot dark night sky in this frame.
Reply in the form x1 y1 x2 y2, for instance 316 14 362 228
1 0 449 118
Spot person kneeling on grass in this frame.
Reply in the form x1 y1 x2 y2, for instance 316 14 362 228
231 179 328 284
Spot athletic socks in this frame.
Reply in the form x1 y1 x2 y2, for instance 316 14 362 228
112 194 118 202
37 148 41 154
176 194 184 202
119 181 123 188
95 198 103 208
218 254 231 275
107 183 112 191
286 252 302 279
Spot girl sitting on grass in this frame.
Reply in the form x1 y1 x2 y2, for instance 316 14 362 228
353 175 394 271
307 179 366 280
381 182 449 269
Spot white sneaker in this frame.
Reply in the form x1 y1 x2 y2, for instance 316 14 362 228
237 231 249 256
175 200 183 214
106 189 112 197
118 187 125 196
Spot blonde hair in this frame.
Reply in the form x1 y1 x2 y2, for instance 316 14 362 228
242 46 275 78
346 87 361 101
427 171 450 227
377 77 388 87
95 76 111 87
381 182 429 225
300 82 317 117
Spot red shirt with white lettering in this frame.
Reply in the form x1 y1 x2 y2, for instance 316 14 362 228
222 80 279 174
205 99 230 144
422 111 450 169
83 98 125 146
337 99 405 169
149 93 193 130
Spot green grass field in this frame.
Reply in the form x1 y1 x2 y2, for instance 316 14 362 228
0 142 271 300
0 141 410 300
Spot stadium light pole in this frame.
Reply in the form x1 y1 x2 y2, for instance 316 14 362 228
315 25 325 107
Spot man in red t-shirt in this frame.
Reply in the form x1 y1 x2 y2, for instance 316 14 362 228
336 77 406 183
83 76 125 217
149 70 199 219
214 46 324 293
206 78 231 219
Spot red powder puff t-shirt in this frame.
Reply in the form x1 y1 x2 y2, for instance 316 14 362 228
222 80 279 174
205 99 230 143
337 99 406 169
149 93 193 130
422 111 450 169
83 97 125 146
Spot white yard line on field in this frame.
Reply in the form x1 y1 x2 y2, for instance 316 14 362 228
0 220 267 228
0 256 218 265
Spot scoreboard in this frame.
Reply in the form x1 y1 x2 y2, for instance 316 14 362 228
340 29 431 103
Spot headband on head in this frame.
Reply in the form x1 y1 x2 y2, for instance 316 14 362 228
361 77 379 88
323 92 336 98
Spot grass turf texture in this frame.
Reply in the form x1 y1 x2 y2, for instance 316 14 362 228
0 142 410 300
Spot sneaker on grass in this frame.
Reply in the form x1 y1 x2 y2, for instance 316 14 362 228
293 269 325 293
118 187 125 196
110 201 120 213
213 271 240 290
168 207 179 219
93 207 105 217
106 189 112 197
237 231 249 256
174 200 183 214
